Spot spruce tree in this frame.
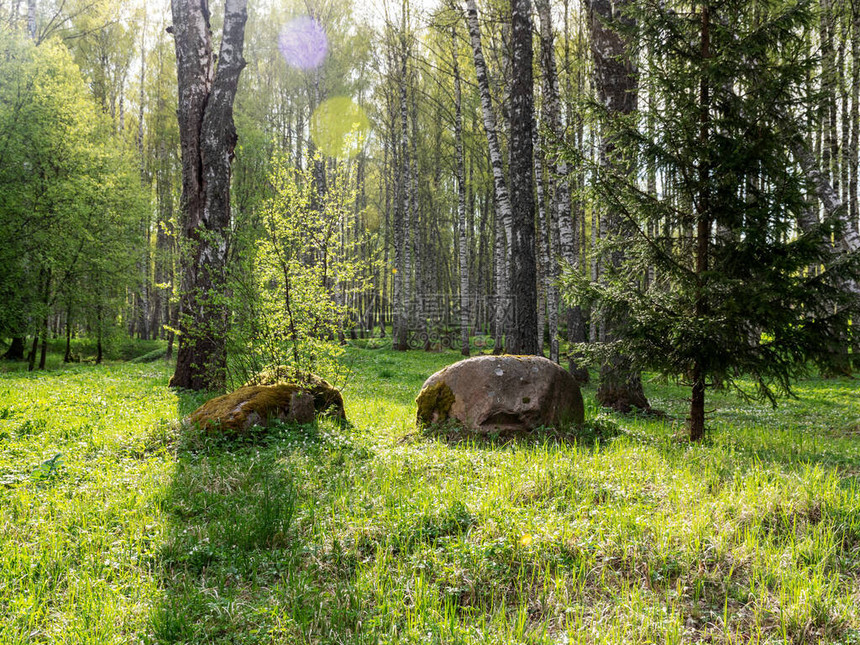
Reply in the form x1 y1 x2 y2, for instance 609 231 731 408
566 0 860 440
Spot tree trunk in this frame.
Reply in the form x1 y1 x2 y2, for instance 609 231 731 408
588 0 651 411
690 5 711 442
393 27 411 351
3 337 25 361
27 0 35 40
63 301 72 363
38 315 47 370
850 7 860 228
96 305 104 365
536 0 588 380
534 131 554 360
506 0 538 356
794 139 860 255
465 0 512 351
27 333 38 372
169 0 248 390
410 57 427 351
453 26 471 357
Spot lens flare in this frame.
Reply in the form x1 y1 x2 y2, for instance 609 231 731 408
310 97 370 159
279 17 327 70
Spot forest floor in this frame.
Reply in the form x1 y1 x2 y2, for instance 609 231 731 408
0 344 859 644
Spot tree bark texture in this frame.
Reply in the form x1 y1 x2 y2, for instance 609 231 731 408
452 27 471 356
393 29 411 351
169 0 248 390
507 0 538 356
465 0 512 350
690 4 711 442
536 0 587 379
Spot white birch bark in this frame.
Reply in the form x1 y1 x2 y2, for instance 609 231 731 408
464 0 512 348
534 131 555 360
452 26 471 356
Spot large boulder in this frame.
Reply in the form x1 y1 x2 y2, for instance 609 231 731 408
416 355 584 432
190 370 345 435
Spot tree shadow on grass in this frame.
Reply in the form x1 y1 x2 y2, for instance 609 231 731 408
146 416 370 644
407 416 622 452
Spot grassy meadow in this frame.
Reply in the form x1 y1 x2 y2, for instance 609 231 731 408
0 344 859 643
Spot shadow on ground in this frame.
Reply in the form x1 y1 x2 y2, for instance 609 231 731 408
146 415 369 644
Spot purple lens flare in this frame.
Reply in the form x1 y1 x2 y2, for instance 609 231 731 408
278 17 328 70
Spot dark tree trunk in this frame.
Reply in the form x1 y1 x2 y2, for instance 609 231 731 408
63 302 72 363
588 0 651 411
3 337 25 361
27 334 38 372
38 316 47 370
597 355 650 412
169 0 248 390
690 5 711 442
507 0 538 356
96 306 104 365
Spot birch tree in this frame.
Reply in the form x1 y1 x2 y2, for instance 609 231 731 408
465 0 512 350
452 23 471 356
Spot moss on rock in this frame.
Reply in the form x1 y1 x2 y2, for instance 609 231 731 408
190 384 302 435
244 365 346 419
416 380 456 426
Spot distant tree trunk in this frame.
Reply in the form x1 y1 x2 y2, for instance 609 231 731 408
393 28 411 351
505 0 538 356
38 314 48 370
410 59 426 350
537 0 588 380
96 305 104 365
63 301 72 363
534 131 552 359
32 268 50 371
452 27 471 357
3 337 25 361
795 139 860 255
821 0 838 192
137 22 151 343
169 0 248 390
381 129 391 338
27 334 38 372
27 0 35 40
588 0 651 412
465 0 512 351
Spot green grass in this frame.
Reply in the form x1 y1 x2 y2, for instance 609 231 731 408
0 347 859 643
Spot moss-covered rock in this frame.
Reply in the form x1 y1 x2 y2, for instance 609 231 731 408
189 385 304 435
416 380 456 426
190 369 346 436
243 366 346 419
